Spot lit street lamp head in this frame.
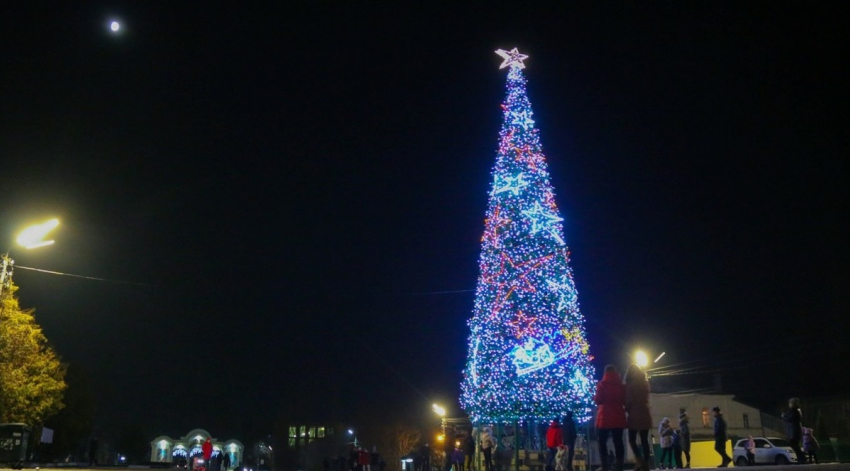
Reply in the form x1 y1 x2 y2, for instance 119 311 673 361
634 350 649 368
17 218 59 249
432 403 447 417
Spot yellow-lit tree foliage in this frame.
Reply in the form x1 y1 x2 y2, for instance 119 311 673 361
0 283 66 425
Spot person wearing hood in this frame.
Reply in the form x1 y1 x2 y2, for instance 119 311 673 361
658 418 674 469
678 413 691 468
712 407 732 467
480 428 496 471
546 419 564 471
782 397 805 463
594 365 626 471
624 364 653 471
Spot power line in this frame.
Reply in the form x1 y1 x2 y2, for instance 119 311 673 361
15 265 156 288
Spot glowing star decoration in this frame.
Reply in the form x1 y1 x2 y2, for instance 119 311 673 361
522 201 564 243
493 173 529 196
461 51 596 423
496 48 529 70
509 311 538 338
511 110 535 130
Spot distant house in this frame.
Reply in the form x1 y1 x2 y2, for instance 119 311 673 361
650 393 784 440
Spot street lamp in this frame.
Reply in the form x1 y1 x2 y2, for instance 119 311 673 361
634 350 649 368
1 218 60 296
432 403 446 418
17 218 59 249
348 429 358 448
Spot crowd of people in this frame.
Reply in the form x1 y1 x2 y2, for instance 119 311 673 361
592 362 822 470
329 446 387 471
328 371 822 471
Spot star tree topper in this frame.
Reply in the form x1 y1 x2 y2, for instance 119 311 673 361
496 48 528 70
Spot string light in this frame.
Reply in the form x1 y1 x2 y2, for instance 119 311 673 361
460 50 596 424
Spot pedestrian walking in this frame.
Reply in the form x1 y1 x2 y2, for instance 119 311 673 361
223 452 231 471
678 413 691 468
744 436 756 466
359 447 372 471
658 418 674 469
480 428 496 471
419 443 432 471
203 437 213 470
452 446 465 471
782 398 806 464
563 411 578 471
671 429 683 469
712 407 732 467
555 445 569 471
89 438 99 466
594 365 626 471
463 434 476 471
624 364 653 471
546 419 564 471
802 427 819 464
444 427 457 471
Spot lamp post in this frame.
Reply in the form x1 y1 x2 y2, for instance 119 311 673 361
1 218 59 296
348 429 358 448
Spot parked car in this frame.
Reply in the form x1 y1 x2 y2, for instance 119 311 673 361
733 437 798 466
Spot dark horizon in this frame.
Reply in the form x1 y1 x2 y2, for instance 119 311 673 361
1 2 846 444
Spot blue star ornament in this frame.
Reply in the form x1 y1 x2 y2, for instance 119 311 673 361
493 173 529 196
522 202 564 235
495 48 529 70
511 110 535 130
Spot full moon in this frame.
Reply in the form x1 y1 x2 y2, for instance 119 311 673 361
110 21 120 32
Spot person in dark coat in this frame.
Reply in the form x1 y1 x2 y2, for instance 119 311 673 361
463 435 476 471
624 364 653 471
678 413 691 468
546 419 564 471
782 398 806 464
712 407 732 467
89 438 99 466
594 365 626 471
444 427 457 471
563 411 578 471
419 443 432 471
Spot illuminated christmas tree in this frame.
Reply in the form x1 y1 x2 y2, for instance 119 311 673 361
460 49 596 423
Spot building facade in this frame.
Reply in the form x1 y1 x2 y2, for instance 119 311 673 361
650 393 784 439
150 429 244 468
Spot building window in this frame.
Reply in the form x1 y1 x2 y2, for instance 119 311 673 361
288 438 295 448
743 413 750 428
702 408 710 428
318 427 326 438
300 426 306 437
289 427 296 438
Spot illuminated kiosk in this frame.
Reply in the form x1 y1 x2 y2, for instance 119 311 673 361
150 429 243 468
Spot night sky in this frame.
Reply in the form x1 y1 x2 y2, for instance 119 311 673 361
1 3 846 440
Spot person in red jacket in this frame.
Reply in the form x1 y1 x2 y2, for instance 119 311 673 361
546 419 564 471
594 365 626 471
200 438 213 471
359 447 372 471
